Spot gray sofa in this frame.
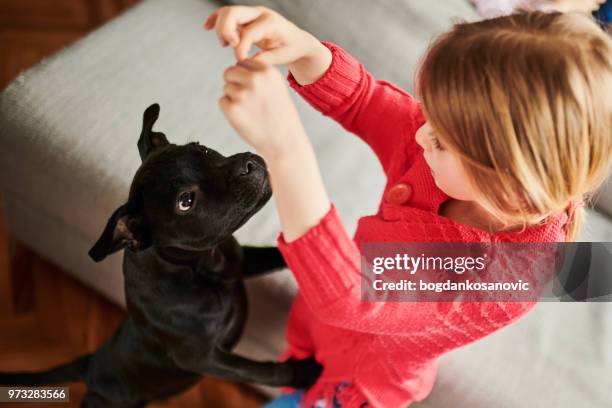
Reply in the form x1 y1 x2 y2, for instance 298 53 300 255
0 0 610 406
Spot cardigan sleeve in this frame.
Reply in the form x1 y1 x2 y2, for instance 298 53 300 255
287 41 424 175
277 202 537 336
277 203 438 334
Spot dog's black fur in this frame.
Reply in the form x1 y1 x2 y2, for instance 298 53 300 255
0 104 322 407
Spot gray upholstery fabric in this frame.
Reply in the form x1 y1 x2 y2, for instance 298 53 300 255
0 0 610 404
596 178 612 217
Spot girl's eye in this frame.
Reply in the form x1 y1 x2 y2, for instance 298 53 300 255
177 191 196 212
431 137 444 151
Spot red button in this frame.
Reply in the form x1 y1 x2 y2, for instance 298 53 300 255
385 182 412 205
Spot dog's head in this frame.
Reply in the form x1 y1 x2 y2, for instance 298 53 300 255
88 103 272 262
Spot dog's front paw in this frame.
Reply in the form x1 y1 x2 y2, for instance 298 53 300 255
285 356 323 390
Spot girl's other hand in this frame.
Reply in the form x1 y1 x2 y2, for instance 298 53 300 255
218 58 306 160
204 5 318 65
219 58 331 244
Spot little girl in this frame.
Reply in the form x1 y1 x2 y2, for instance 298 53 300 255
205 6 612 408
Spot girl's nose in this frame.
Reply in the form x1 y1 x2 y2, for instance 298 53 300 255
415 126 432 152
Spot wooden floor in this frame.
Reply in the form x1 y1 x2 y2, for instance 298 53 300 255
0 246 268 407
0 0 140 90
0 1 268 406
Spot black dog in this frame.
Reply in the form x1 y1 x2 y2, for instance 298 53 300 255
0 104 322 407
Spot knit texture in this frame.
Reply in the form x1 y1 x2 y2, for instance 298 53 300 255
276 42 570 408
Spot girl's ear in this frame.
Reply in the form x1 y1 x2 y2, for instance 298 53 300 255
138 103 169 161
88 204 147 262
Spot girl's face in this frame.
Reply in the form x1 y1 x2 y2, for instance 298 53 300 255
415 122 476 202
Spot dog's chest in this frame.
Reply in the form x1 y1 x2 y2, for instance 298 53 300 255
123 251 247 345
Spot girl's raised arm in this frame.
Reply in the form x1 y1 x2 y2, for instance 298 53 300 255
287 42 425 175
206 6 424 176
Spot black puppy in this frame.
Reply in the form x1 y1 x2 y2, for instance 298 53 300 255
0 104 322 407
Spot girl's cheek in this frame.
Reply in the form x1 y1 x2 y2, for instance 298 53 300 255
438 154 474 201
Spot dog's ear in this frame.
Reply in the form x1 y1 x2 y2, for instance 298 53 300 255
89 204 147 262
138 103 169 161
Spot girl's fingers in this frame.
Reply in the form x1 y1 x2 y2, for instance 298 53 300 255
224 58 268 85
204 10 219 30
251 48 287 65
223 64 255 86
223 83 245 101
218 95 233 114
215 6 264 47
235 15 270 61
215 12 239 46
237 58 268 71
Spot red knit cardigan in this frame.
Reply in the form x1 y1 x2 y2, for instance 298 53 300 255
275 42 570 408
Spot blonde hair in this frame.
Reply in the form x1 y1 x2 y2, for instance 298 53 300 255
417 11 612 241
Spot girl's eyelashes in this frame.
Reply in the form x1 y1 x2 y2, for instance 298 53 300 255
431 137 444 151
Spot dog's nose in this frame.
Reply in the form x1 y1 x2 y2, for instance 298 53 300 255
238 154 266 176
240 160 256 176
240 159 256 176
228 153 265 179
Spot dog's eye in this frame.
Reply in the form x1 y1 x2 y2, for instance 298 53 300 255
177 191 196 212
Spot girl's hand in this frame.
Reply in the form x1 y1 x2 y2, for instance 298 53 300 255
218 58 305 160
205 5 315 64
204 5 332 85
210 6 333 242
219 58 331 243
